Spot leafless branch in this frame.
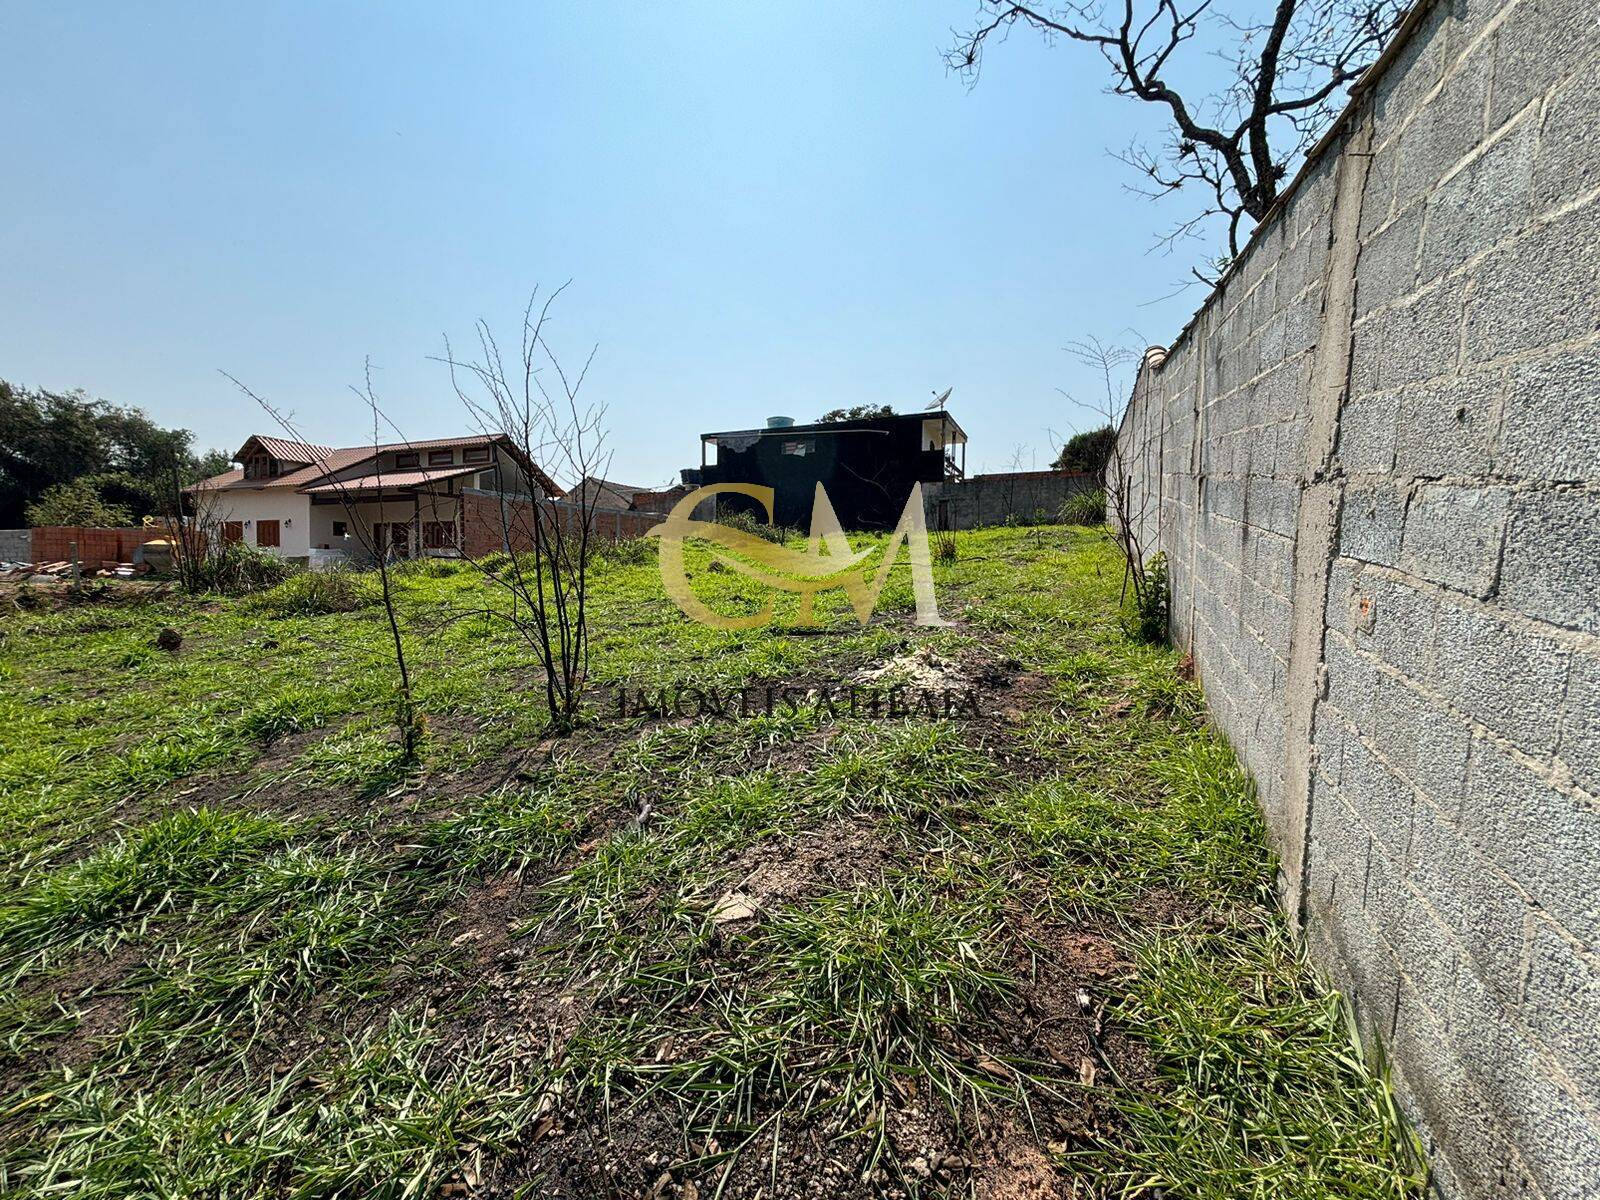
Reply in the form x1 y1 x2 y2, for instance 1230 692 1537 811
949 0 1404 269
221 368 424 760
434 286 611 733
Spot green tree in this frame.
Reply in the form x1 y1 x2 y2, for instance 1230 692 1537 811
24 479 135 528
816 404 894 423
0 380 228 525
1052 425 1116 474
191 448 235 479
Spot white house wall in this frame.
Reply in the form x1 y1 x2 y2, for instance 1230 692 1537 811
204 490 313 558
307 496 462 559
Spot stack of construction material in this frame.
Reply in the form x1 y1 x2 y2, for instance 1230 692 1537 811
0 560 147 581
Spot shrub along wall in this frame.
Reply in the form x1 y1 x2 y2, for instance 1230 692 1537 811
1110 0 1600 1193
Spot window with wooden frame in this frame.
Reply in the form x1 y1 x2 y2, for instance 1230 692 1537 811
463 446 491 465
428 449 455 467
220 521 244 545
395 451 420 469
255 519 281 548
422 520 456 549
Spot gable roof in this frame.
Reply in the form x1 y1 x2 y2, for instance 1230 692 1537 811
238 435 337 464
189 432 561 498
569 477 650 511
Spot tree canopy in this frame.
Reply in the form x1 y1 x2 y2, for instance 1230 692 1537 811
24 480 135 528
815 404 894 423
0 380 230 526
1053 424 1117 474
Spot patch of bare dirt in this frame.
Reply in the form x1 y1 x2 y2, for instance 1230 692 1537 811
969 1121 1068 1199
713 818 894 922
1 942 142 1090
488 1095 974 1200
977 909 1155 1177
1128 886 1202 927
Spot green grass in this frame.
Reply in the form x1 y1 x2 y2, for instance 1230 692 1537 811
1101 920 1420 1199
0 808 294 970
0 529 1424 1198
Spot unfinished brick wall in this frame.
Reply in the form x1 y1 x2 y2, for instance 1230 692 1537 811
1111 0 1600 1193
459 490 657 558
29 526 153 565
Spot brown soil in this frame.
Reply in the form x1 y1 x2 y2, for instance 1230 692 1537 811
725 817 894 911
0 942 142 1091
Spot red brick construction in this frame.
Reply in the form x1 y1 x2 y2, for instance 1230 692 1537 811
459 492 657 558
30 526 153 565
629 486 694 514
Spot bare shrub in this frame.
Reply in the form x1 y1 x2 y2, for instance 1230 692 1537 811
439 284 610 733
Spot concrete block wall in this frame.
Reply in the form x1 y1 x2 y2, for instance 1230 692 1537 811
922 469 1098 530
1111 0 1600 1194
0 529 28 562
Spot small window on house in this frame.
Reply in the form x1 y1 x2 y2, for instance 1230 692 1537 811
428 449 454 467
395 451 420 469
422 521 456 549
463 446 491 465
332 521 347 538
221 521 244 545
256 519 281 549
781 440 813 457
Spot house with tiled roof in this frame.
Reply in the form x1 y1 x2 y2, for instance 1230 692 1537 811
187 432 562 563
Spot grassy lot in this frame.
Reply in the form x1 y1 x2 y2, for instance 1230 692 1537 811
0 526 1423 1199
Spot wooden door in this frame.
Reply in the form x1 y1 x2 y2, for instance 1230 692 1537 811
256 519 280 549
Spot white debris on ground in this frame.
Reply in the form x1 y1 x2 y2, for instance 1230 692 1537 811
854 644 968 689
709 890 760 925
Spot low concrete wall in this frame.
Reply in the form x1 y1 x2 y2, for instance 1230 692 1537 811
922 470 1097 530
0 529 29 562
1110 0 1600 1193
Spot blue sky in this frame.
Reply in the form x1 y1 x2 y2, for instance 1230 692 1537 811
1 2 1231 485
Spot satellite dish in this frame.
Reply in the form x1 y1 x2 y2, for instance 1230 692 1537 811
925 387 952 411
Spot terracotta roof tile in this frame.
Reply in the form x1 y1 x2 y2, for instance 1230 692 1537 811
188 432 558 497
244 436 337 463
298 466 482 493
